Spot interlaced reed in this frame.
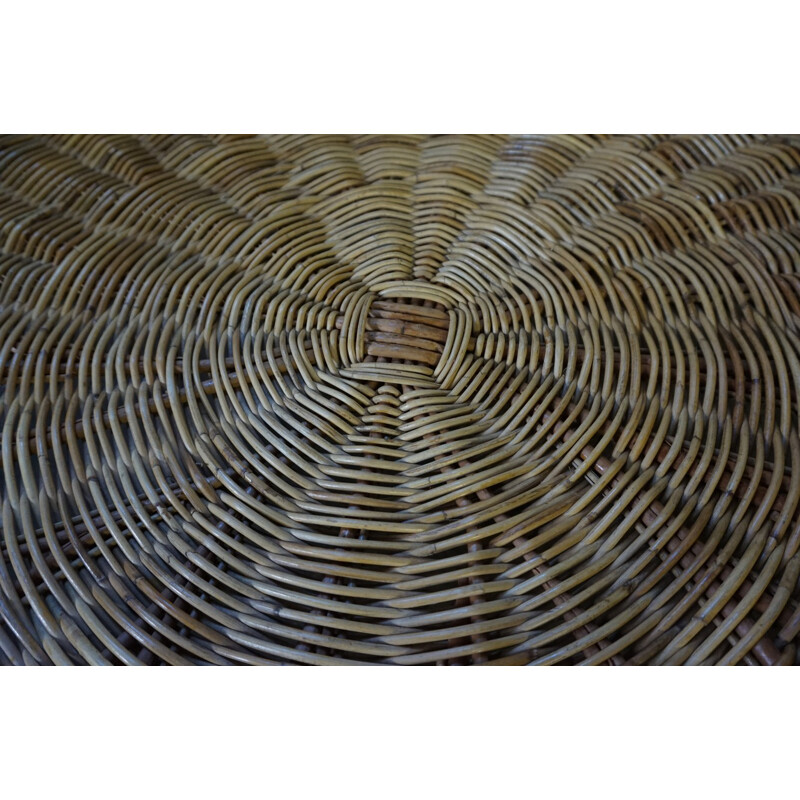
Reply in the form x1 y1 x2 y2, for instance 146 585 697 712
1 134 800 665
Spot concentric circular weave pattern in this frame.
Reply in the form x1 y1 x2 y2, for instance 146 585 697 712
2 134 800 665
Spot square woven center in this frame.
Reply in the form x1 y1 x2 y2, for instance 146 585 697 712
363 299 450 368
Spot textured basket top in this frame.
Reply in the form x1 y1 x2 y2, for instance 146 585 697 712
1 134 800 665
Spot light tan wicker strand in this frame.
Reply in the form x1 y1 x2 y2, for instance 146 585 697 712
1 134 800 665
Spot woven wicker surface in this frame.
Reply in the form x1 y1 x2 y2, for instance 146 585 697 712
1 134 800 665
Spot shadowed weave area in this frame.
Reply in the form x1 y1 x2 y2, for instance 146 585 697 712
1 134 800 665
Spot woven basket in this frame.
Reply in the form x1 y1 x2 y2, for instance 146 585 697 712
1 134 800 665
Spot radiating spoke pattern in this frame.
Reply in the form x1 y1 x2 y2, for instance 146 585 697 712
1 134 800 664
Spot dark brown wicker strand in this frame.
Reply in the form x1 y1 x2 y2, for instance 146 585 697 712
1 133 800 665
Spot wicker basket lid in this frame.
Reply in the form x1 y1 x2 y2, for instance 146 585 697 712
1 134 799 665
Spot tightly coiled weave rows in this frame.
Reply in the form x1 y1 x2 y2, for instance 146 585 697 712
1 134 800 665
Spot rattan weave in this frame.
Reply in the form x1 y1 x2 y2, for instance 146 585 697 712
2 134 800 665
